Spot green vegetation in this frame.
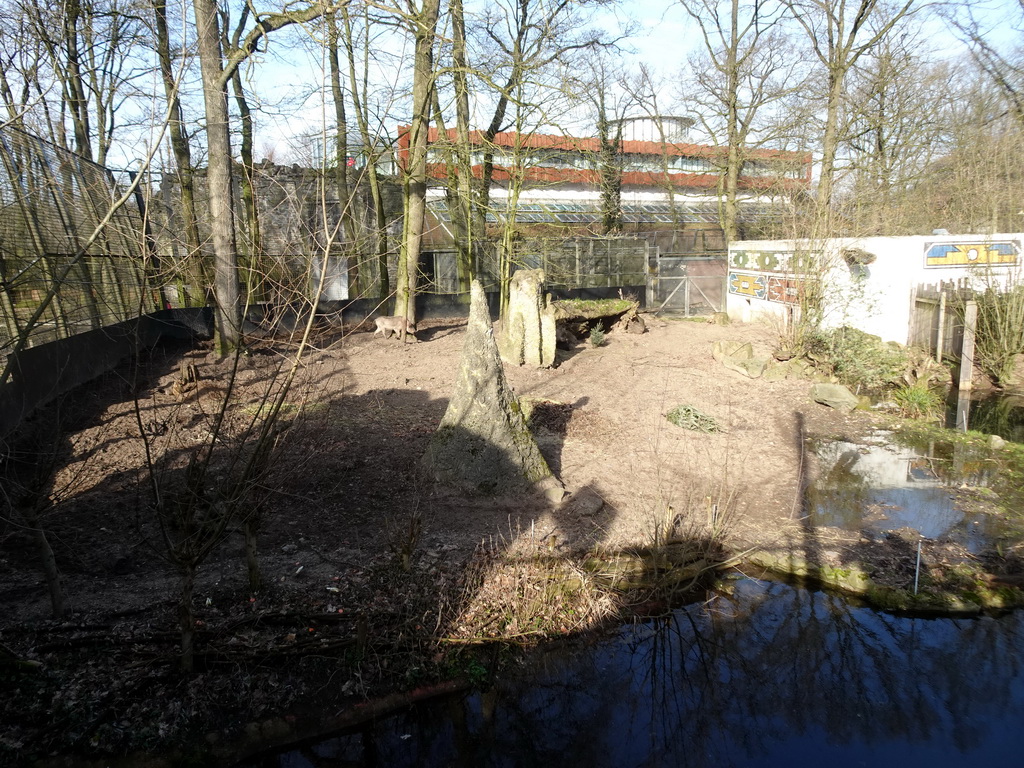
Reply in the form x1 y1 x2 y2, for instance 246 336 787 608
802 327 909 392
665 404 722 433
966 283 1024 385
588 322 606 347
552 298 634 320
893 382 943 420
746 549 1024 615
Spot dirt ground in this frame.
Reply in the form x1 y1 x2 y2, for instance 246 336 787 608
0 312 926 763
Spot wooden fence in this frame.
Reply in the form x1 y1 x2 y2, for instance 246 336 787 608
908 280 973 362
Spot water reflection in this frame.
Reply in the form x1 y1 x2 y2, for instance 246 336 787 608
245 580 1024 767
948 392 1024 443
807 432 1004 550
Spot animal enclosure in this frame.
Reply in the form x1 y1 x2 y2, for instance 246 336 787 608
0 126 156 353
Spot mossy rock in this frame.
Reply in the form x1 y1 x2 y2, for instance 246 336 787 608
551 298 636 322
745 549 1024 615
583 547 708 590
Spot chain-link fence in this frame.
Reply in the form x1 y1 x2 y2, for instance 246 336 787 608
0 127 156 354
513 237 648 289
420 237 648 296
650 254 727 316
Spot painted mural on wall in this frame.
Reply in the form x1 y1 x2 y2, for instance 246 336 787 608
730 272 766 298
728 250 819 305
924 241 1020 268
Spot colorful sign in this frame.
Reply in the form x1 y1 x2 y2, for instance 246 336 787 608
730 250 817 273
729 272 766 299
767 276 804 304
924 241 1019 268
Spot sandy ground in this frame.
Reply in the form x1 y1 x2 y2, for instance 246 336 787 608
2 312 875 621
0 311 883 762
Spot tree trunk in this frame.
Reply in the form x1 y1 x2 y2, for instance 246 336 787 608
228 66 262 301
192 0 242 353
450 0 475 290
721 0 742 243
24 507 66 618
818 69 846 212
325 11 363 297
423 280 562 500
151 0 204 270
63 0 93 161
597 103 623 234
178 564 197 673
341 6 390 299
244 515 263 593
395 0 440 335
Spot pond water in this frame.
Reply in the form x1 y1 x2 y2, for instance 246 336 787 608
806 430 1007 550
241 579 1024 768
947 391 1024 443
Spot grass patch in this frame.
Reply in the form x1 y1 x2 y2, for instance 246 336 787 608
803 327 909 392
447 548 621 643
241 401 326 418
553 298 634 316
892 383 943 420
665 404 722 433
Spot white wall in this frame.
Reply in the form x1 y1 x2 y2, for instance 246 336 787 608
726 234 1024 344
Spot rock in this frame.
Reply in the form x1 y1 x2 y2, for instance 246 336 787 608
625 315 646 334
989 434 1007 449
999 353 1024 392
712 340 768 378
761 358 810 382
884 526 922 545
746 549 872 597
562 486 605 517
423 280 562 497
811 382 860 412
499 268 556 368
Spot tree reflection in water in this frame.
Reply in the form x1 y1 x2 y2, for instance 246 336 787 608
250 580 1024 767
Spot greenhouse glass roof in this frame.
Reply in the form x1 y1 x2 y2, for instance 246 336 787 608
427 199 782 225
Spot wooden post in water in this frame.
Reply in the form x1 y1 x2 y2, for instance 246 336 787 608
935 291 946 363
955 390 971 432
958 300 978 393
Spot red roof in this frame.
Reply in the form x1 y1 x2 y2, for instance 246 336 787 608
397 126 812 189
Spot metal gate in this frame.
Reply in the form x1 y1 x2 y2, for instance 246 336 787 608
647 253 727 316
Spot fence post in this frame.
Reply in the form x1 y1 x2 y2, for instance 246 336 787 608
958 300 978 393
935 290 946 363
575 240 581 287
645 242 655 308
684 268 691 317
588 239 594 290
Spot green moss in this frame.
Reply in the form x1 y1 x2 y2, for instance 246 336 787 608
745 549 1024 615
553 298 633 315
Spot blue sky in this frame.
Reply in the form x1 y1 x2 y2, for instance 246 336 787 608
249 0 1022 162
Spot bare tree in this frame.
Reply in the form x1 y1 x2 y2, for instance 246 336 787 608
340 2 400 299
190 0 342 353
839 34 957 233
681 0 805 241
0 0 150 162
782 0 921 210
394 0 441 337
150 0 205 287
947 1 1024 126
461 0 610 256
567 54 636 234
898 68 1024 234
